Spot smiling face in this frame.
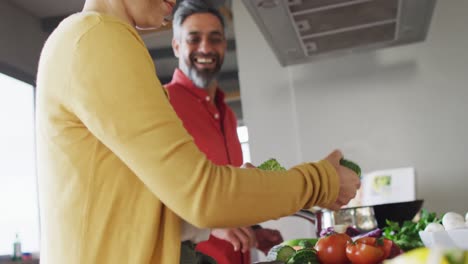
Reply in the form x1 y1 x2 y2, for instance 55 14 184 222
122 0 175 29
172 13 227 88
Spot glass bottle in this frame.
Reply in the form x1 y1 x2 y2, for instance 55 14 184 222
12 233 22 261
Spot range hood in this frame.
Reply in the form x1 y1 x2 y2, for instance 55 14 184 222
241 0 437 66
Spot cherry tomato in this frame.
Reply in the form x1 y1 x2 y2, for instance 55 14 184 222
355 237 393 260
314 233 351 264
346 241 384 264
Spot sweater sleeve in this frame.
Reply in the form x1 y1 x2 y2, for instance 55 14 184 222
68 22 339 228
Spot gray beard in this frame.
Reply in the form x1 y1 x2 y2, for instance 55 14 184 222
180 63 219 89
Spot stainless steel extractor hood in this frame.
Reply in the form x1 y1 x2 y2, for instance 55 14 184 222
241 0 437 66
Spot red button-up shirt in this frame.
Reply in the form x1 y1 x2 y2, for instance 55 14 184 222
165 69 243 167
166 69 249 264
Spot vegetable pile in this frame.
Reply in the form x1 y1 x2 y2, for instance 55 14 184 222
266 233 401 264
264 208 453 263
382 209 441 251
266 239 319 264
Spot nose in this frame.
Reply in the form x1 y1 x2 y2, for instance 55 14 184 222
198 37 214 54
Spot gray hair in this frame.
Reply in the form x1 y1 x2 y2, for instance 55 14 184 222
172 0 226 40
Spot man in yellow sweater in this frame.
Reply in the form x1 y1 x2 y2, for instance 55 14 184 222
35 0 361 263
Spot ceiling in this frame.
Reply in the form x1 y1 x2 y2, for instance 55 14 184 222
7 0 244 121
11 0 85 18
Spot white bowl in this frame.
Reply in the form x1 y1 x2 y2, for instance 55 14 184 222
419 229 468 249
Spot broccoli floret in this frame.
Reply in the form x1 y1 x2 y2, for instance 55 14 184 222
257 158 286 171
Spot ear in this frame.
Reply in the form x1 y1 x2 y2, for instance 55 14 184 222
172 38 180 58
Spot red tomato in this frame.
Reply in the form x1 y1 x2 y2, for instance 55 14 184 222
355 237 393 260
387 241 403 259
314 233 351 264
346 241 384 264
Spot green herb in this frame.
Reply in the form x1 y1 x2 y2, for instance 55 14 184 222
382 209 441 251
258 158 286 171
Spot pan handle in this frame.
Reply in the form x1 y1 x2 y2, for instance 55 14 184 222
292 209 323 237
292 209 316 224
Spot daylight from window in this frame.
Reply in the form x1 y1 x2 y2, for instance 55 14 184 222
0 71 250 256
237 126 251 163
0 72 39 255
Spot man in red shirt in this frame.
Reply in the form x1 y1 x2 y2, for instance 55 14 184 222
165 1 283 263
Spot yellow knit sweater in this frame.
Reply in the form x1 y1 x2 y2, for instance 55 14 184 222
35 12 339 264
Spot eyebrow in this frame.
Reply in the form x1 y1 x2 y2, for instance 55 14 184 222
187 30 224 37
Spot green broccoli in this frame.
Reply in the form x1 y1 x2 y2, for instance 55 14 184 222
257 158 286 171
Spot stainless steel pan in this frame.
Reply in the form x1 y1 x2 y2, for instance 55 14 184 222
293 200 424 236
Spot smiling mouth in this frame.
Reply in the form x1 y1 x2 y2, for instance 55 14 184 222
195 57 215 65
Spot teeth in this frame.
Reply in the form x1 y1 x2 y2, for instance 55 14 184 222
195 58 214 64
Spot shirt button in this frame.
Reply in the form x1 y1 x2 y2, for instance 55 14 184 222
205 96 210 102
214 113 220 119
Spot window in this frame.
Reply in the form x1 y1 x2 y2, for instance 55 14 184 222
0 72 39 255
237 126 251 163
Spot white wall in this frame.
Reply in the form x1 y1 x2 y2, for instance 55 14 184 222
291 0 468 216
233 1 468 259
0 1 47 84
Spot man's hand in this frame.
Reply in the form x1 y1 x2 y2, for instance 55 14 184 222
324 150 361 211
211 227 257 253
254 228 283 255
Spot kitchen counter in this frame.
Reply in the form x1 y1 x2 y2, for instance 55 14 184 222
0 256 39 264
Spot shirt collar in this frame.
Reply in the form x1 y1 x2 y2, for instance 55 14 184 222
170 68 225 104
